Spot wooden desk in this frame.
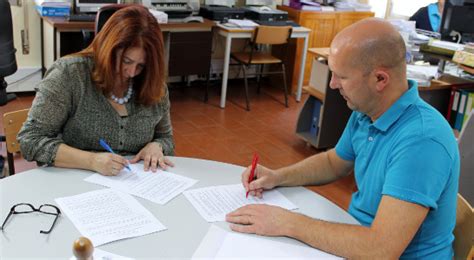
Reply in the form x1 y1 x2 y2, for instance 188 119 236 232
40 16 215 77
216 24 311 108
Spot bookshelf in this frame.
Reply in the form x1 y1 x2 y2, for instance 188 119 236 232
295 49 351 149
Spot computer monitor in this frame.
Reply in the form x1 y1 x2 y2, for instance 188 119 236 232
440 0 474 43
75 0 120 13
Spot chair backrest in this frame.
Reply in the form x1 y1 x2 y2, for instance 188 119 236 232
453 194 474 260
253 26 292 45
3 108 29 154
95 4 128 35
458 110 474 206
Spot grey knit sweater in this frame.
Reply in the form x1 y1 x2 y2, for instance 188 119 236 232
18 56 174 166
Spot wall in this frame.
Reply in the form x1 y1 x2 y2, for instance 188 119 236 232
7 0 42 92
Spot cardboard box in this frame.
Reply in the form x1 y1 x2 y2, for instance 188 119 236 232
36 5 70 17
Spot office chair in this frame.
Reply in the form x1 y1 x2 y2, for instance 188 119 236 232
2 108 29 176
95 4 128 34
453 194 474 260
230 25 292 111
0 0 18 106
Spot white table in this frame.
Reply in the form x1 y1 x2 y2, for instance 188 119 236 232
216 24 311 108
0 157 358 259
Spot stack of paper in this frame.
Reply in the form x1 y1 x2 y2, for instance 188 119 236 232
193 225 342 259
56 189 166 246
184 184 298 222
226 19 259 28
84 164 198 205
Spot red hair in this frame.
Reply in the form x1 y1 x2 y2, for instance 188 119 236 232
77 5 166 106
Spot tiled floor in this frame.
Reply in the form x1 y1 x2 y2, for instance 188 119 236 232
0 80 355 210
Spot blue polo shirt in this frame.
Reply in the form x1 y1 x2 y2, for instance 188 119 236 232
427 3 441 32
335 80 460 259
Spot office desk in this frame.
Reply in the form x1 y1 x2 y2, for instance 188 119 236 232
0 157 358 259
216 24 311 108
40 16 215 77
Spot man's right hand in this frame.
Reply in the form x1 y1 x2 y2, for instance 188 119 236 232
242 164 280 198
91 152 128 176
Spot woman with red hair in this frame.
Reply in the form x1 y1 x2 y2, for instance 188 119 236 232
18 5 174 176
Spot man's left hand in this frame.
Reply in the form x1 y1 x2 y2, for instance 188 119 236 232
226 204 295 236
130 142 174 172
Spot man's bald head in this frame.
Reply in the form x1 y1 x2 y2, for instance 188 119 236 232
330 18 406 76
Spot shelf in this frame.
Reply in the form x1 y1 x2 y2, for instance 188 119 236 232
308 47 330 60
303 86 325 101
296 131 319 147
459 64 474 75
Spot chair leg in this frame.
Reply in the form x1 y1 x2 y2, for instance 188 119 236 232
242 65 250 111
281 63 289 108
257 64 264 94
204 73 210 103
7 152 15 176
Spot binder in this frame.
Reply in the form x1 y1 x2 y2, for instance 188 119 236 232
310 99 322 137
446 88 456 120
463 92 474 127
449 90 460 128
454 90 468 131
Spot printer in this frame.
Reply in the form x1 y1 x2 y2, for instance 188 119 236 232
151 0 198 19
242 0 288 22
199 0 246 22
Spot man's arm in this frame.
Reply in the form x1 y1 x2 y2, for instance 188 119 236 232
277 148 354 187
227 195 428 259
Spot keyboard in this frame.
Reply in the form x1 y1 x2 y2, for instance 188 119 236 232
67 14 96 22
255 20 300 27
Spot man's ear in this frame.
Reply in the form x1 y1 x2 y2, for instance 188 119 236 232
374 70 389 92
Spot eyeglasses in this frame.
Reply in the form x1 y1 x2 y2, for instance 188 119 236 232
1 203 61 234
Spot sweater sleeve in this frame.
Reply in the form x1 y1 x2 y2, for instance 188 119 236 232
152 87 175 156
17 60 74 165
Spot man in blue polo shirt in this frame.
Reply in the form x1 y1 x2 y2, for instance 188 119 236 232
226 18 459 259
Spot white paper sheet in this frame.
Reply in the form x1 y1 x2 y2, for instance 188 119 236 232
84 164 198 205
56 189 166 246
193 225 342 259
70 248 135 260
184 184 298 222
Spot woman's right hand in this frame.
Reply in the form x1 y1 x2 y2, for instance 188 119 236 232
242 164 280 199
91 152 129 176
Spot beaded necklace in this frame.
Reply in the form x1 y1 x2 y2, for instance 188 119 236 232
110 81 133 105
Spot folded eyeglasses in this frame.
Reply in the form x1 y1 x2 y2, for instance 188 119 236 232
1 203 61 234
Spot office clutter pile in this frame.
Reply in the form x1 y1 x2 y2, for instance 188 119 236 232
286 0 370 12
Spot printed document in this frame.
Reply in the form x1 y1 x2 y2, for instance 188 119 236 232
70 248 134 260
184 184 298 222
84 164 198 205
56 189 166 246
192 225 342 259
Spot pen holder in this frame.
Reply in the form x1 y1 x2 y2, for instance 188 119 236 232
73 236 94 260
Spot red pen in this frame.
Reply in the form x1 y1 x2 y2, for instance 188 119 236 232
246 153 259 198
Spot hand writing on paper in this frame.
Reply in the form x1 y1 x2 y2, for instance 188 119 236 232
92 153 129 176
226 204 296 236
242 164 280 198
130 142 174 172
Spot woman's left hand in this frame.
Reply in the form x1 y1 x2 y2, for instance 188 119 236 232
130 142 174 172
